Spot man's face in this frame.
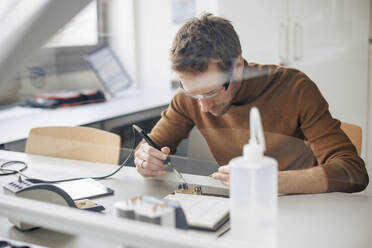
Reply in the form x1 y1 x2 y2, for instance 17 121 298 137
178 62 240 116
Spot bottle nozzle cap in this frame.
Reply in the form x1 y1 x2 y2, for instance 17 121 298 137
243 107 265 160
243 141 264 159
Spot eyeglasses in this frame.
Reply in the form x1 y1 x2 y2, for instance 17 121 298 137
179 71 232 100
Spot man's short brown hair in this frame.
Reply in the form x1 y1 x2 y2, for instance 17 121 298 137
170 13 242 74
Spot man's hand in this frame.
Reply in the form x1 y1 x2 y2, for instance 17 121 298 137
210 164 329 193
134 143 169 177
211 165 230 187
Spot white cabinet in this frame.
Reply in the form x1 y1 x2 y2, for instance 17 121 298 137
219 0 370 158
288 0 369 136
219 0 287 65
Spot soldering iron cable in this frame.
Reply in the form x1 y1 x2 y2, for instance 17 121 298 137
6 128 138 184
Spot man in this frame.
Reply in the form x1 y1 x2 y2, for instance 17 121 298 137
134 13 368 194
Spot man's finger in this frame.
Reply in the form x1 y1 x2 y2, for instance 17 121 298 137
136 164 166 177
139 160 167 172
221 180 230 187
161 146 170 154
212 172 229 182
142 143 168 161
136 149 167 170
218 165 230 173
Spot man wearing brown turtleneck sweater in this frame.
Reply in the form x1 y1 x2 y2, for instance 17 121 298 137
134 13 368 194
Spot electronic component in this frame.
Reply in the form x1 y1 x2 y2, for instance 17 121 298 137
113 195 188 229
175 184 202 195
75 199 105 212
175 184 229 198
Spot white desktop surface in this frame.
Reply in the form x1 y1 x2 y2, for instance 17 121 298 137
0 150 227 248
0 87 174 144
0 150 371 248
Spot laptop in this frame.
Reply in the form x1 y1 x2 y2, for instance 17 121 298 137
84 46 132 99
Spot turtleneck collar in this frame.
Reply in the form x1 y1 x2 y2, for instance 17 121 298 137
232 60 280 105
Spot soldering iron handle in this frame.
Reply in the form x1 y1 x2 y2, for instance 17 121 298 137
133 124 170 165
140 131 162 150
141 131 171 165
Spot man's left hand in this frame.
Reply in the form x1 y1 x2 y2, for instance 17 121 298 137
211 165 230 187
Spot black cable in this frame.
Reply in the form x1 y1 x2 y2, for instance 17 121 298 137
0 161 28 176
43 127 137 183
1 127 137 184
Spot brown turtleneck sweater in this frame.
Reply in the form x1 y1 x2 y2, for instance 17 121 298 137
146 62 369 193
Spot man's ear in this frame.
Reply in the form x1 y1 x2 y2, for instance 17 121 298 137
233 55 244 74
236 55 244 69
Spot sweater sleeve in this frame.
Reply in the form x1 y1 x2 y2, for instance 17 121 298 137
297 75 369 192
139 90 194 154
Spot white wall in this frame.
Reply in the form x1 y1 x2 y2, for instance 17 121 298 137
108 0 139 86
136 0 177 89
218 0 287 65
136 0 219 89
109 0 218 89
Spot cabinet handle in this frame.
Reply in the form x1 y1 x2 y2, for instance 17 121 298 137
279 23 288 65
294 23 303 61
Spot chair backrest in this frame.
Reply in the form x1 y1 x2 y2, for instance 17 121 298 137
25 126 121 165
187 122 363 161
187 127 215 162
340 122 362 156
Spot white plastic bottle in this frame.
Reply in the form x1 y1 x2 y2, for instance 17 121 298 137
229 107 278 247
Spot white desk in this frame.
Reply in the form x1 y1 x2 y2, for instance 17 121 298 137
0 150 228 248
0 150 371 248
0 87 174 145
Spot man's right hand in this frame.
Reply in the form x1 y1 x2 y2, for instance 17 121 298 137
134 143 169 177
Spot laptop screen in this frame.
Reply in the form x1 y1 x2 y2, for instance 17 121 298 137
85 46 132 97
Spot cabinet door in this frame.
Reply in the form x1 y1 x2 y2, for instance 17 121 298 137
288 0 370 145
218 0 288 64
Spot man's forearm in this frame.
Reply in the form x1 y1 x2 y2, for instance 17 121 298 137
278 166 328 194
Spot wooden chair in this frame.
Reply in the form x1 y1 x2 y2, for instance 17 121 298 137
186 122 363 162
187 127 215 162
25 126 122 165
340 122 362 156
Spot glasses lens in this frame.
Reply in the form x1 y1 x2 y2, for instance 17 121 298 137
201 90 220 99
179 71 231 100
